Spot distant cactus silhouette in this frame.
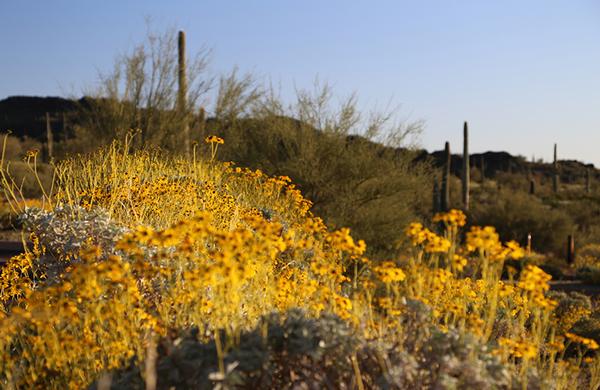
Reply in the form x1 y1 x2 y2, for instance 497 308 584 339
45 112 53 162
441 141 451 212
567 234 575 264
553 143 559 193
462 122 470 210
586 167 591 193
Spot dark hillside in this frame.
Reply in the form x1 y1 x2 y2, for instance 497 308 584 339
0 96 79 140
426 149 597 184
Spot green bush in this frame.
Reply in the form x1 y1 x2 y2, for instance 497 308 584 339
213 117 432 259
470 189 573 255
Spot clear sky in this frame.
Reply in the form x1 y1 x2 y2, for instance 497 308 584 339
2 1 600 165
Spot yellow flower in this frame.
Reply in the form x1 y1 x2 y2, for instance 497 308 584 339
466 226 500 252
424 233 451 253
433 209 466 228
374 261 406 284
518 265 552 293
24 148 40 159
505 240 525 260
565 332 600 350
497 337 538 359
204 135 225 144
452 254 468 271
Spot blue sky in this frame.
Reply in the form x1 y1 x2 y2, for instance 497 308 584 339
2 1 600 165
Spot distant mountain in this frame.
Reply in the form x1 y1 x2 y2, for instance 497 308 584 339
0 96 80 140
424 149 596 184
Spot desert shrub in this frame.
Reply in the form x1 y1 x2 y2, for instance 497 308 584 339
0 201 17 230
218 122 432 258
575 243 600 269
99 307 514 390
536 264 563 282
0 135 51 199
494 171 531 193
0 198 43 231
208 81 431 258
576 266 600 285
0 134 43 161
572 311 600 354
547 291 592 334
18 205 127 283
1 135 23 160
552 196 600 268
1 160 53 198
562 197 600 248
470 189 573 255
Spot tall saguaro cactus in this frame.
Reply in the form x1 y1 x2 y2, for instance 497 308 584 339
178 30 190 158
566 234 575 264
441 141 451 212
45 112 54 162
586 167 592 193
462 122 470 210
553 143 559 193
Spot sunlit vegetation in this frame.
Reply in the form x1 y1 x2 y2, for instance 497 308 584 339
0 136 599 389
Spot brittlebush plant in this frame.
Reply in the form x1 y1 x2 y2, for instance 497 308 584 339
0 138 366 387
0 138 599 388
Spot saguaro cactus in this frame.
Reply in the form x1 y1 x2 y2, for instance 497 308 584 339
566 234 575 264
441 141 451 212
462 122 470 210
586 167 591 193
45 112 54 162
178 30 190 158
553 143 559 193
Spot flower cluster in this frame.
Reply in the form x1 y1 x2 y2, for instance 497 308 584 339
565 332 600 350
432 208 466 229
204 135 224 144
518 265 557 309
497 337 538 359
466 226 525 263
404 222 451 253
373 261 406 284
